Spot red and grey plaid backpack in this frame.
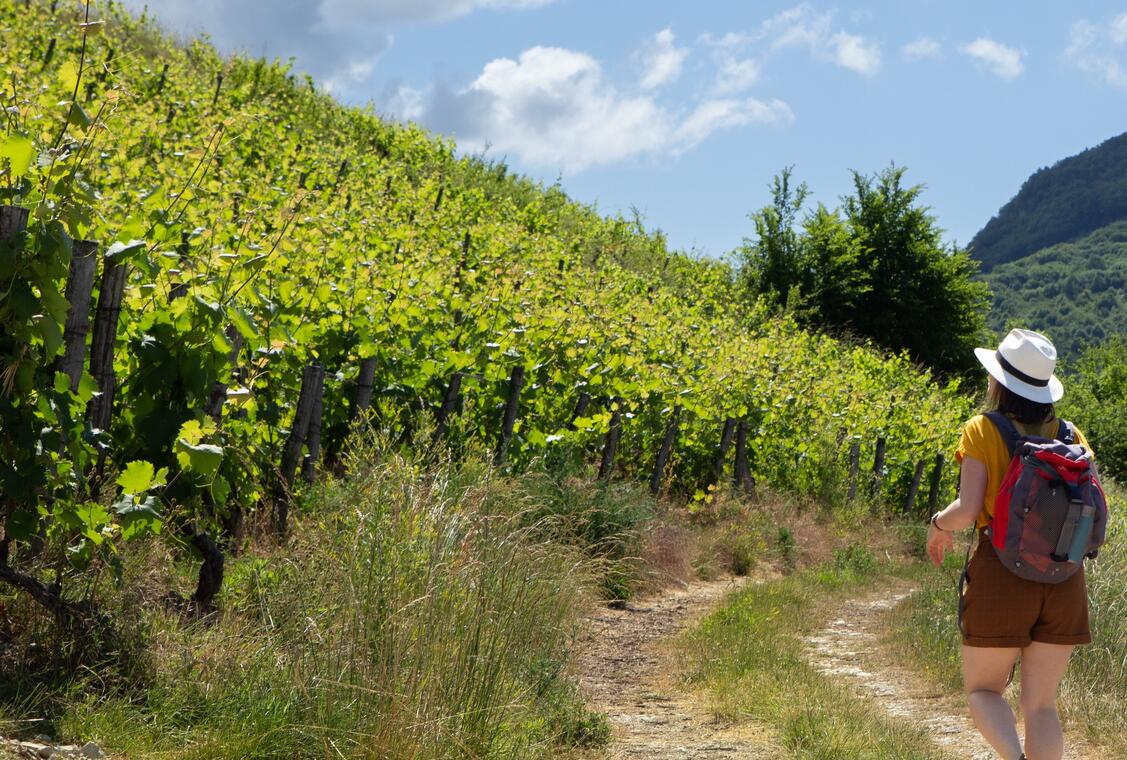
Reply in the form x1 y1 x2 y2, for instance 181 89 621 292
985 412 1108 583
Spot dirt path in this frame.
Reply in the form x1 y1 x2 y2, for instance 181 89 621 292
576 576 783 759
803 580 1101 760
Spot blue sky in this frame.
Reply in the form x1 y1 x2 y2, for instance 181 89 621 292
119 0 1127 260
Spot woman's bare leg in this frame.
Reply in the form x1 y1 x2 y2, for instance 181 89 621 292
963 644 1024 760
1018 642 1074 760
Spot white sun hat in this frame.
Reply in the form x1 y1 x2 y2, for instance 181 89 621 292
974 328 1064 404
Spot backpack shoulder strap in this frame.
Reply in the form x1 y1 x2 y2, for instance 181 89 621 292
984 411 1021 458
1056 418 1076 445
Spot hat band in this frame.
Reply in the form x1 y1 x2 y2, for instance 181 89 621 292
996 351 1049 388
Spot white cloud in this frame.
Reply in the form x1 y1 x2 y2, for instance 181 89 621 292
393 46 793 172
702 4 881 89
960 37 1024 79
902 37 942 61
831 32 881 76
676 98 794 149
1111 13 1127 46
637 28 690 90
1066 14 1127 89
716 56 762 94
766 5 881 76
700 33 762 94
119 0 557 100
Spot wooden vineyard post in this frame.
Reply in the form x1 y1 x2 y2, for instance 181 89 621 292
0 205 29 243
205 326 243 422
713 417 736 485
598 398 623 481
927 453 946 517
431 371 463 449
450 231 472 334
870 437 887 500
650 405 681 495
847 442 861 502
188 531 224 615
87 253 127 433
300 378 325 483
211 72 223 107
904 459 927 514
494 365 524 467
568 391 592 429
169 231 191 301
276 362 324 535
350 357 377 421
156 63 169 95
42 38 56 68
733 419 755 497
55 240 99 391
200 325 245 558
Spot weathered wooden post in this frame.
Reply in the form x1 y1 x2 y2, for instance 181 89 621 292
301 378 325 482
870 437 887 500
451 231 471 332
205 326 243 421
0 205 29 242
650 405 681 495
211 72 223 107
188 530 224 614
598 398 623 481
156 63 169 95
927 453 946 516
431 371 463 448
733 419 755 497
433 185 444 212
713 417 736 485
568 391 592 429
87 253 128 432
42 38 56 68
276 362 324 534
847 441 861 502
904 459 927 514
55 240 99 391
350 357 377 421
494 365 524 467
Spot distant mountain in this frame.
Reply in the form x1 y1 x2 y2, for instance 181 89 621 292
970 132 1127 273
985 220 1127 360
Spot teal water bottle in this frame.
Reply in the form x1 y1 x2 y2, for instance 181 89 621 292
1067 504 1096 563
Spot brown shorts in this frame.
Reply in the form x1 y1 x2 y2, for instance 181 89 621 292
961 534 1091 648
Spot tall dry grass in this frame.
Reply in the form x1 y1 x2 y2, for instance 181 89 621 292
0 445 617 758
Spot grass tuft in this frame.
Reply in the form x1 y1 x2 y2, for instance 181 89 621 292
679 550 957 759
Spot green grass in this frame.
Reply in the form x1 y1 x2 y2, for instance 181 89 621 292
678 547 958 759
887 481 1127 757
0 445 623 759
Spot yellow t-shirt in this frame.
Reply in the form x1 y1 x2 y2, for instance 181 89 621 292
955 414 1094 530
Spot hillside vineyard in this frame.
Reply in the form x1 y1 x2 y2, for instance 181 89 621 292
0 0 972 607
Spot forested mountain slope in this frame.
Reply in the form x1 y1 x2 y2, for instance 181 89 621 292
970 131 1127 272
985 220 1127 358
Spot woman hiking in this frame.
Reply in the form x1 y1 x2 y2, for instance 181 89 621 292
926 328 1101 760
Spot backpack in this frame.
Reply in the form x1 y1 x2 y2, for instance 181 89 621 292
985 412 1108 584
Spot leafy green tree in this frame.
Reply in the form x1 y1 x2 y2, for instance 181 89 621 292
1060 335 1127 481
737 167 811 314
739 166 991 376
843 166 990 375
800 204 869 327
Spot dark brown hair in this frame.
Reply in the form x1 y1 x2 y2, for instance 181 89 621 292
985 380 1055 426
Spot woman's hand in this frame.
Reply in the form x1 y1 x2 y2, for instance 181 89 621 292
927 522 954 566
